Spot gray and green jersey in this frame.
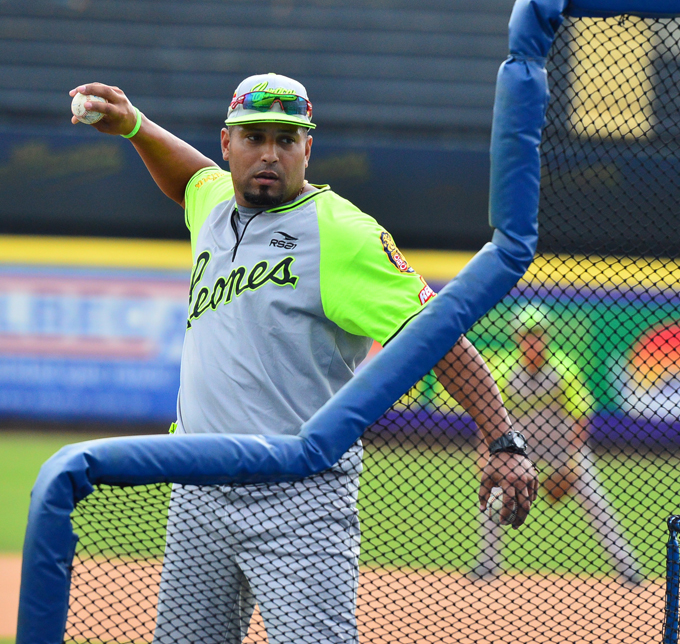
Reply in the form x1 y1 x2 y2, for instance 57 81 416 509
175 167 435 437
491 352 592 463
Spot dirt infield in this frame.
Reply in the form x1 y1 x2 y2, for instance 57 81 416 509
1 555 665 643
356 569 663 644
0 556 21 638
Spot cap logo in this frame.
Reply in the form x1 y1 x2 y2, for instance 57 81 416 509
250 81 298 96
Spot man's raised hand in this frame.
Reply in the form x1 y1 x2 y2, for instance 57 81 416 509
69 83 138 136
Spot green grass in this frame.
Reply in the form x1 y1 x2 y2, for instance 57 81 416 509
358 444 680 578
0 431 116 553
71 482 171 560
2 432 679 579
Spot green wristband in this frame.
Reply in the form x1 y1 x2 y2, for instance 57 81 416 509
121 107 142 139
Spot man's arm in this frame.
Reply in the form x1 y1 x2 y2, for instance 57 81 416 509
434 335 538 528
69 83 217 207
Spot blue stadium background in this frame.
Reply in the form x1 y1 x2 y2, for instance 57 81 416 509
0 0 516 249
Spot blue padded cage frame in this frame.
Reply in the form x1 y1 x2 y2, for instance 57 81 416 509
20 0 679 641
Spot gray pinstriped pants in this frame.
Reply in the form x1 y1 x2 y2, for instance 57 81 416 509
154 443 362 644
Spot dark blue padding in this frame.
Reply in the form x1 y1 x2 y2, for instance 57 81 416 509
568 0 680 17
15 1 573 642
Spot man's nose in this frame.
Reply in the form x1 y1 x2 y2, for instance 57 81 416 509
261 141 279 163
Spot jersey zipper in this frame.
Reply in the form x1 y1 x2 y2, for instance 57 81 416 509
230 207 264 261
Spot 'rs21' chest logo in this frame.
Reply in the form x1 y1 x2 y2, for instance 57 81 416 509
186 251 299 328
269 230 298 250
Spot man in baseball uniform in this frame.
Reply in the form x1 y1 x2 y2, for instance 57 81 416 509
470 306 642 584
70 74 538 643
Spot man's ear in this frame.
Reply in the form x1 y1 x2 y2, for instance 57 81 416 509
221 128 230 161
304 133 313 168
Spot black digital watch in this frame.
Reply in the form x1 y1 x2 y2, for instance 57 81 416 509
488 430 528 456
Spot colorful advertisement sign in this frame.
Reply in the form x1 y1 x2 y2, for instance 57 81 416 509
2 241 679 446
363 254 680 447
0 241 473 425
0 242 190 422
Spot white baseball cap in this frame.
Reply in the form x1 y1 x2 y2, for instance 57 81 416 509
225 73 316 129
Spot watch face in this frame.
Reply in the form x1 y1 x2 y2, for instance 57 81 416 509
490 431 528 455
512 432 527 450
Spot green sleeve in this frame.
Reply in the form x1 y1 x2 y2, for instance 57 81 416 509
184 167 235 257
317 192 435 345
552 353 593 421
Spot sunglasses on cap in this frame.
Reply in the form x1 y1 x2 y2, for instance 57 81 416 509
229 91 313 118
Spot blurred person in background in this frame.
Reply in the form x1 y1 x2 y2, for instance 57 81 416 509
469 305 643 585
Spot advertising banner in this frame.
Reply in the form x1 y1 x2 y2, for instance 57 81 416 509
2 240 678 447
0 238 189 423
0 241 473 426
364 253 680 447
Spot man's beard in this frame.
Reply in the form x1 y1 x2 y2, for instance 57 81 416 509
243 186 285 207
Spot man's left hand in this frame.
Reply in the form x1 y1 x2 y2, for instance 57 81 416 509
478 452 538 529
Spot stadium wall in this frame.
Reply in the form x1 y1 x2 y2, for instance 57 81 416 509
0 236 474 426
3 236 676 448
0 124 494 251
4 119 680 255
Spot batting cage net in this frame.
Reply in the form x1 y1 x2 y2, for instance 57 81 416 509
64 13 680 644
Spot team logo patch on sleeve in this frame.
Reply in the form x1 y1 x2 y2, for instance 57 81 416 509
380 231 414 273
418 276 435 305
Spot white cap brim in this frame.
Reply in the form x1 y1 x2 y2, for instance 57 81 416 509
224 111 316 129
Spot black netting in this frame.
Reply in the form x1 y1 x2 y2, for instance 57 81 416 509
67 14 680 644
